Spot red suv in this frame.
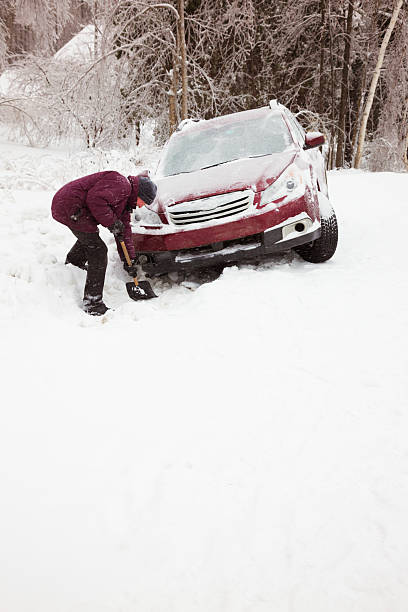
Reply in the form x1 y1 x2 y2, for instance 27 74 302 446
133 101 338 275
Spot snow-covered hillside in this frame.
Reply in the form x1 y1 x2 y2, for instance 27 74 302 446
0 142 407 612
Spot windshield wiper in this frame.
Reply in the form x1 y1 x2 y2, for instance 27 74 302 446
200 159 239 171
164 170 193 177
165 157 242 176
247 153 272 159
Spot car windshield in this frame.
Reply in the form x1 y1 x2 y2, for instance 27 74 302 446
158 113 293 177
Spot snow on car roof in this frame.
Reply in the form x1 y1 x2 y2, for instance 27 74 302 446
176 105 282 135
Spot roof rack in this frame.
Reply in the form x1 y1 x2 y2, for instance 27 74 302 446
176 118 202 132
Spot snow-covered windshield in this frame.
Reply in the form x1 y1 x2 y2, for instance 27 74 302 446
158 113 293 177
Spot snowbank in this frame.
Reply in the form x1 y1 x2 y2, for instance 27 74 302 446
0 143 407 612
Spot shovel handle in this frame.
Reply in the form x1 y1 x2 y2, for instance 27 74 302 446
120 241 139 287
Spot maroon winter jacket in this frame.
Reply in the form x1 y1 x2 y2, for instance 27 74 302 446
51 171 140 259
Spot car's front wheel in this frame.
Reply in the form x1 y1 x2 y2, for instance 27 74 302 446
295 206 338 263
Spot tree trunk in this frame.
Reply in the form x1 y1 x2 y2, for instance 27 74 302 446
354 0 404 169
169 61 179 135
403 130 408 171
93 0 98 60
335 0 354 168
169 5 181 136
178 0 188 120
318 0 326 116
402 97 408 171
327 0 336 169
350 57 367 162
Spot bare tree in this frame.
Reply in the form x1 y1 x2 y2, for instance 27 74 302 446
0 18 7 71
335 0 354 168
367 5 408 172
354 0 404 169
178 0 187 120
318 0 327 116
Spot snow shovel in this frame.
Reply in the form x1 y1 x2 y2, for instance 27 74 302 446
119 241 157 300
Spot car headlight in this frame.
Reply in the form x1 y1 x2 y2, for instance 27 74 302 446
260 166 305 206
137 207 162 227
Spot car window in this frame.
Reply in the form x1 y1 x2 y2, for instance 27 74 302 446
158 113 294 177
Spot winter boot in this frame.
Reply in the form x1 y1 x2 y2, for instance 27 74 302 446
83 295 109 316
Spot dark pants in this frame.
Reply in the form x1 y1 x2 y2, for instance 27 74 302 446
67 230 108 303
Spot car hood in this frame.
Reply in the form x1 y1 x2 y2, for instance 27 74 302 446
152 150 296 212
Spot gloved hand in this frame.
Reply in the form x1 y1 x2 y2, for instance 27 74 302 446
124 258 139 277
108 219 125 240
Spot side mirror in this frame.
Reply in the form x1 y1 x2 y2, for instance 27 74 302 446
304 132 325 150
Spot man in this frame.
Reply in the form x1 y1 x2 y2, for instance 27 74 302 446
52 171 157 316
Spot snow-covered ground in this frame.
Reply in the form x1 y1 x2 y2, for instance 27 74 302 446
0 140 407 612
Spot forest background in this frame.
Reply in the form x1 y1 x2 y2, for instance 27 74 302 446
0 0 406 172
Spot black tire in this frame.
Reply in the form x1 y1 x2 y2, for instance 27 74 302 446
295 211 338 263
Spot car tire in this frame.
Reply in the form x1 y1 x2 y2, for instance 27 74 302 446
295 208 338 263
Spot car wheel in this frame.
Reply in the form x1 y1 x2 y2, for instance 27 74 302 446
295 207 338 263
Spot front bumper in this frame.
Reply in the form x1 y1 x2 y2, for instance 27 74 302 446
139 214 321 276
132 192 317 253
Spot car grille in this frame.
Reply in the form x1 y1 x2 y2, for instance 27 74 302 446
168 190 254 226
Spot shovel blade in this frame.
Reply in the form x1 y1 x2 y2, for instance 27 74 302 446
126 280 157 301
